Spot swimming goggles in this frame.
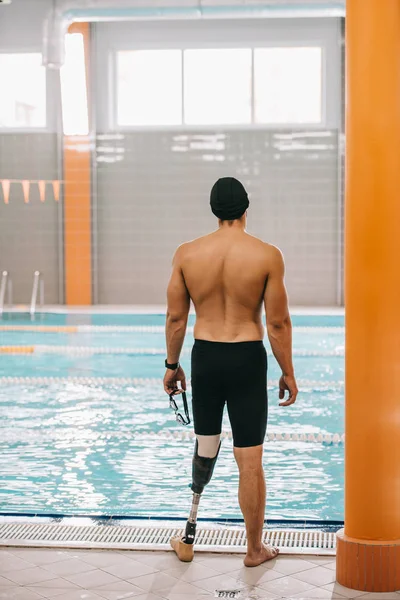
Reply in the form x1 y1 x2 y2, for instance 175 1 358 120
169 390 191 426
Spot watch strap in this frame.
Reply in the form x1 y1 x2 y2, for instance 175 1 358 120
165 359 179 370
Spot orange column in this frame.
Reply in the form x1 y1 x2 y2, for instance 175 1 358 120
63 22 92 305
336 1 400 591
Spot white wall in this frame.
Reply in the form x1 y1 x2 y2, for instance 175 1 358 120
93 17 342 305
0 0 51 50
0 0 62 303
0 2 343 305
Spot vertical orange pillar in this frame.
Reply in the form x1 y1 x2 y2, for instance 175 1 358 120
63 22 92 305
336 1 400 592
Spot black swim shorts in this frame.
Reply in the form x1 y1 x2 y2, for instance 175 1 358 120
191 339 268 448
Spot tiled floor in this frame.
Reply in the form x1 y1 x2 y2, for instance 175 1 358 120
1 547 400 600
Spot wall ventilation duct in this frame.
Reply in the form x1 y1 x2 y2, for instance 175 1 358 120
43 0 345 67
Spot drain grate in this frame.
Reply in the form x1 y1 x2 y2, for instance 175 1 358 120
0 522 336 555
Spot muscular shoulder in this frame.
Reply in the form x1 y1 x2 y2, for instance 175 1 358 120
173 234 212 259
172 237 201 265
263 242 283 261
172 242 188 266
262 243 285 275
246 237 284 275
245 234 283 260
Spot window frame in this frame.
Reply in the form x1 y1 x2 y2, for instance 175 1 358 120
0 48 57 133
110 42 326 131
94 18 340 132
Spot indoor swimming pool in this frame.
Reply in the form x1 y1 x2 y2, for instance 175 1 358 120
0 312 344 522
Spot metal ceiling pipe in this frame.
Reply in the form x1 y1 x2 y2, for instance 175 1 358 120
43 1 345 68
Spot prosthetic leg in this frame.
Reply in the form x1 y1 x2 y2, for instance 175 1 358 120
170 439 221 562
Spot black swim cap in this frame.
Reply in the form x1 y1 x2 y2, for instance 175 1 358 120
210 177 249 221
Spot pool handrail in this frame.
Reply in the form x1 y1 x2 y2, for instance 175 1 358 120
30 271 44 316
0 271 12 315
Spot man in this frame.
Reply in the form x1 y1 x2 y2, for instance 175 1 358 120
163 177 298 567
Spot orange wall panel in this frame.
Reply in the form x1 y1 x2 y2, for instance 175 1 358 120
63 22 92 305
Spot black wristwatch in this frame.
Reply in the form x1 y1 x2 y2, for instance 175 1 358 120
165 359 179 370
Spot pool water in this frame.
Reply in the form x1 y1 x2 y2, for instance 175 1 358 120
0 312 344 521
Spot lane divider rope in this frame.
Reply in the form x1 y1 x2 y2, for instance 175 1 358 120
0 325 79 332
0 376 344 389
133 430 344 445
0 346 34 353
0 345 345 357
0 378 344 444
0 325 344 334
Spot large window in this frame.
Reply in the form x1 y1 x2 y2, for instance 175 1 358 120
60 33 89 136
184 49 252 125
116 46 322 127
0 53 46 128
117 50 182 126
254 47 322 124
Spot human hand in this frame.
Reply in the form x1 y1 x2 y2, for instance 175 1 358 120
278 374 298 406
163 365 187 395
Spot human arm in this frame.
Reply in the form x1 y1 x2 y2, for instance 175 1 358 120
264 247 298 406
163 245 190 395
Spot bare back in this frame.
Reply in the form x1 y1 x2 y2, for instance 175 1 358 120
164 192 296 415
179 228 276 342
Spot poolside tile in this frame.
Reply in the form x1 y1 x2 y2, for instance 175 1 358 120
225 564 285 586
127 573 180 593
302 555 337 566
127 594 165 600
0 588 45 600
291 587 346 598
291 565 336 586
93 579 145 596
94 593 143 600
193 554 247 573
94 581 146 600
358 594 400 599
1 566 59 586
63 569 122 589
102 559 158 581
322 582 366 597
123 552 189 571
191 572 249 594
257 573 316 596
26 586 81 599
47 591 105 600
105 561 157 580
155 579 212 598
268 556 317 576
245 589 284 599
29 576 80 590
42 558 97 577
58 550 93 560
163 562 220 582
8 548 67 565
0 549 354 600
156 593 211 600
0 554 34 573
79 552 134 570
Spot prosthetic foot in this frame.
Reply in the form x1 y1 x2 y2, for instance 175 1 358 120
170 440 221 561
170 533 195 562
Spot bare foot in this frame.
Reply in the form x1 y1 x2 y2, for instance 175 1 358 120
244 543 280 567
